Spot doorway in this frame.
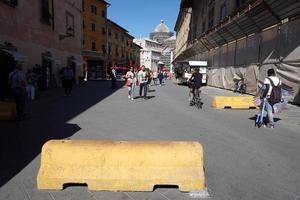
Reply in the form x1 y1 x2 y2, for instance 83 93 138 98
0 52 16 99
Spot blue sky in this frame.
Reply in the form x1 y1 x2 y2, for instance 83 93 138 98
107 0 180 38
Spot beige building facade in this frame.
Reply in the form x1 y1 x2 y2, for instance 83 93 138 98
0 0 83 98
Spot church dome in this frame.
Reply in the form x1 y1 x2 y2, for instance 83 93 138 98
154 20 170 33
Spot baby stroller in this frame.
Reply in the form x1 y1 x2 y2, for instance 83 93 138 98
255 98 266 128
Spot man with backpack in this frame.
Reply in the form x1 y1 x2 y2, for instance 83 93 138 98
261 68 282 129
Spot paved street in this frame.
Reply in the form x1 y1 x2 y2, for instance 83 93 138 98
0 80 300 200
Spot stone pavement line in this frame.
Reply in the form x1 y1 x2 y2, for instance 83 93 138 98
48 192 56 200
21 181 31 200
87 191 100 200
124 192 136 200
157 191 172 200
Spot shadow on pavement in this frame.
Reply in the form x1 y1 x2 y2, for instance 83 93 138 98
248 116 281 123
0 81 123 187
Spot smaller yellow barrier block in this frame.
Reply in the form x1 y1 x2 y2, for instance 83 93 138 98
212 96 256 109
37 140 205 192
0 101 16 120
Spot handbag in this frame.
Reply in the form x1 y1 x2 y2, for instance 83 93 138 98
125 79 132 86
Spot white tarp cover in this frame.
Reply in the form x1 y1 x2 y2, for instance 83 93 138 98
206 19 300 104
207 65 258 94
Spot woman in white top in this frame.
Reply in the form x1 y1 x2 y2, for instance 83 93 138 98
125 67 136 100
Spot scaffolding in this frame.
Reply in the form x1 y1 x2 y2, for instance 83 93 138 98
174 0 300 103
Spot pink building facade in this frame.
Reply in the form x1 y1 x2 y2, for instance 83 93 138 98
0 0 83 95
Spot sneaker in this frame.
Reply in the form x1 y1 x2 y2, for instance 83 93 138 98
128 95 131 99
265 124 275 129
131 97 134 100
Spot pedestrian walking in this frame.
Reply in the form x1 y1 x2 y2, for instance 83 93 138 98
109 67 117 89
62 65 74 96
153 71 158 85
8 63 27 121
260 68 282 129
158 70 164 86
138 65 148 99
146 68 152 92
125 67 136 100
26 69 36 100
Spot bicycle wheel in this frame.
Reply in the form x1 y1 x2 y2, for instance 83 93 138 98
189 90 194 106
195 89 202 109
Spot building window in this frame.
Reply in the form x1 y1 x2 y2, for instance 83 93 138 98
83 40 85 46
121 47 125 58
83 20 85 29
91 5 97 15
102 45 106 54
108 43 112 56
116 47 119 57
66 11 75 36
202 22 206 33
208 0 215 28
115 33 118 39
102 10 106 18
41 0 53 25
108 29 111 36
236 0 246 8
102 27 106 35
92 23 96 32
92 41 96 51
82 0 84 11
2 0 18 7
220 2 227 21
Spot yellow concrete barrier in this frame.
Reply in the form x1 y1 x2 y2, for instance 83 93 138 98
37 140 205 192
211 96 256 109
0 101 16 120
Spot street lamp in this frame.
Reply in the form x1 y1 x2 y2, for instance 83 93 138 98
59 27 74 40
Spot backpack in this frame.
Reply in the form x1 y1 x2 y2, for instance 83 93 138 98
267 78 282 104
63 68 74 80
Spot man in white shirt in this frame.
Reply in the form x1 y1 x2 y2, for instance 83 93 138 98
261 68 282 128
138 65 148 99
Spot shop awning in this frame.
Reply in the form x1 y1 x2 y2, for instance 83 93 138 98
70 59 84 66
0 49 28 62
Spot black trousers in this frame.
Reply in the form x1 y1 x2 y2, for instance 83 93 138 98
139 82 147 97
111 78 116 88
64 80 73 95
12 88 26 119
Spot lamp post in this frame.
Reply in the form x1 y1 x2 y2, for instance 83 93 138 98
59 27 74 40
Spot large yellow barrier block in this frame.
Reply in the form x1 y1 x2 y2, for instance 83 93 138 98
37 140 205 192
212 96 256 109
0 101 16 120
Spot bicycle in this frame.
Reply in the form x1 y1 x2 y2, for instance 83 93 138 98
189 87 203 109
233 77 247 94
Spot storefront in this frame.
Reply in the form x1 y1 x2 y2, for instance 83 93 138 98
0 45 27 99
